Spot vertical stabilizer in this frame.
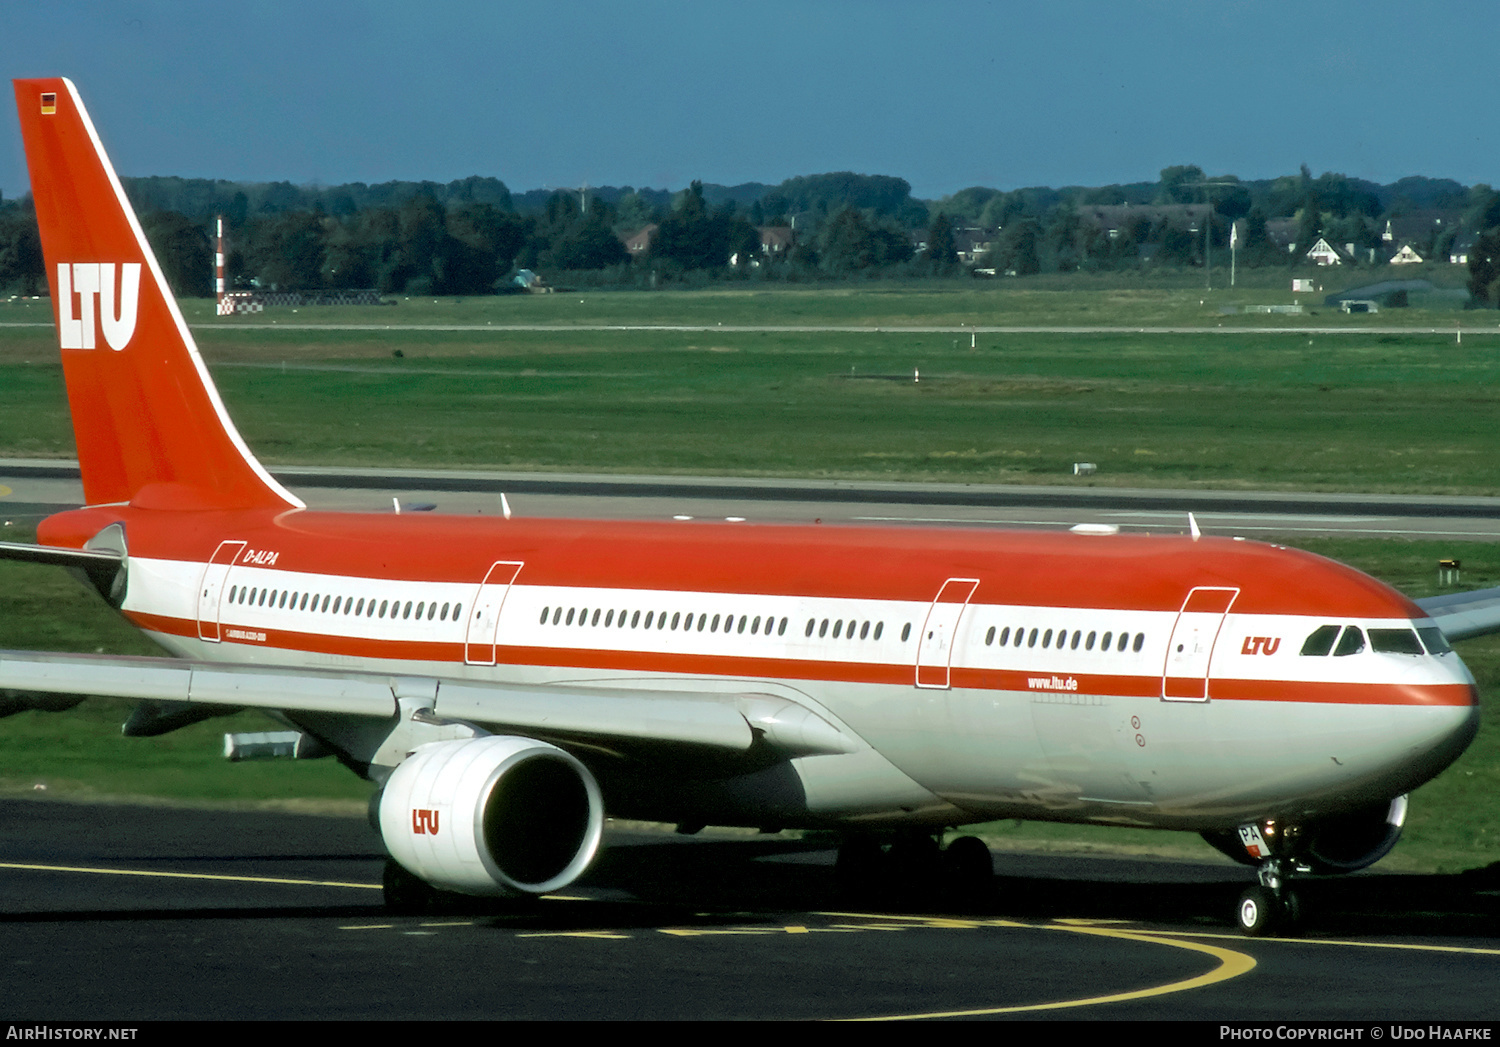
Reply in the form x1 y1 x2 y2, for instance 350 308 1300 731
13 78 302 511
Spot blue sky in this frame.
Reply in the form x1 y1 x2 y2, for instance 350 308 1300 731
3 1 1494 204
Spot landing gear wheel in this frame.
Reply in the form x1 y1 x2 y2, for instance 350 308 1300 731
1237 885 1301 936
1236 886 1276 935
942 836 994 902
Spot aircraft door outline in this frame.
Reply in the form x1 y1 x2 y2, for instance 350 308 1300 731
916 577 980 689
1162 586 1239 701
196 540 246 642
465 561 525 666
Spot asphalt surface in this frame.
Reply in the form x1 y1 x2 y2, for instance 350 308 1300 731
0 799 1497 1021
4 459 1500 541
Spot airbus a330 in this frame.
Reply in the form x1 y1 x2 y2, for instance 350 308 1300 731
2 78 1491 936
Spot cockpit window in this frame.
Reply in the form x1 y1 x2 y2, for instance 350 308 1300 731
1333 626 1366 657
1300 624 1340 656
1417 626 1452 656
1369 628 1424 655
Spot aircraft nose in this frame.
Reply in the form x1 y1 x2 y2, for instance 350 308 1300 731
1404 688 1479 787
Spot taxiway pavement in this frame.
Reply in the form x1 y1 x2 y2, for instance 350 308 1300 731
0 799 1496 1020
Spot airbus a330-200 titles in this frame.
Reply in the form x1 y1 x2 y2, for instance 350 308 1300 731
2 78 1494 936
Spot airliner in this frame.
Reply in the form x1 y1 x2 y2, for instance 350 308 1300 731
1 78 1492 937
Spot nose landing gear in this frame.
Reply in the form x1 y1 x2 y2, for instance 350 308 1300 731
1233 823 1306 937
1236 857 1303 936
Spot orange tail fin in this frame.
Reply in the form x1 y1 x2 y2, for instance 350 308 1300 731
13 78 302 512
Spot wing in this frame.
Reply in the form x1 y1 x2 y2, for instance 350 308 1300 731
1415 586 1500 642
0 648 858 758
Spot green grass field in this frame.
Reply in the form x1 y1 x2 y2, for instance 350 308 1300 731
2 283 1499 871
3 287 1500 493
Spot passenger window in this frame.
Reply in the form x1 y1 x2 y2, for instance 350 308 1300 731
1334 627 1365 657
1300 625 1340 656
874 622 883 640
779 617 789 636
901 623 911 642
592 609 601 627
1085 631 1096 651
1132 633 1144 653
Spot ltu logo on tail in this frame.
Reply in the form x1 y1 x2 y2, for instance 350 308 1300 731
57 262 140 350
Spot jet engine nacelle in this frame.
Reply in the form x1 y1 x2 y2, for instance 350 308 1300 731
378 735 605 896
1203 795 1409 874
1298 794 1408 873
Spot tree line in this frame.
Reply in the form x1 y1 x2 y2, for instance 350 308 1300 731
6 164 1500 300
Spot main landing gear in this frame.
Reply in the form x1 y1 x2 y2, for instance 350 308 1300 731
835 831 995 906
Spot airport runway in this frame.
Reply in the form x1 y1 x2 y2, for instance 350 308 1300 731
4 459 1500 542
1 799 1496 1021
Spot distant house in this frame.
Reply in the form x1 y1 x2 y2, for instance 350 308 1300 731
620 223 659 257
1080 204 1210 240
953 227 996 265
513 269 552 293
1265 218 1299 254
1305 237 1344 266
758 226 793 255
1388 244 1424 265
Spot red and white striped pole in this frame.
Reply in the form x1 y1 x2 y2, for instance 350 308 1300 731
215 216 226 315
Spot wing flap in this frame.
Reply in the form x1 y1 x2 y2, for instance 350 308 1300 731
436 679 754 751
